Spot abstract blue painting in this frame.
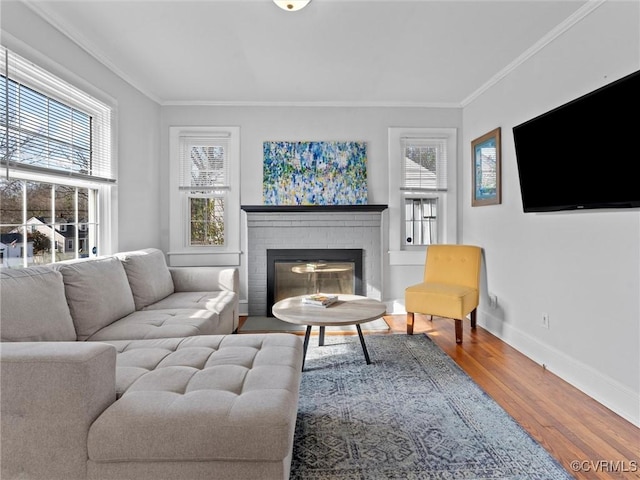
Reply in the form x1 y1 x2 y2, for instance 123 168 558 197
263 141 367 205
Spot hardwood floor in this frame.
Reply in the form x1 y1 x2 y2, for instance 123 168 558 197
239 314 640 479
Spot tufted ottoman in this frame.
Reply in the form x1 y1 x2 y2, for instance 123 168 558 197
87 333 303 480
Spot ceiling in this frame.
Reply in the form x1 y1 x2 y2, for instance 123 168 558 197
24 0 589 106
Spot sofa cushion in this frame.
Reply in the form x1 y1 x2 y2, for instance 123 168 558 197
116 248 174 310
0 267 77 341
56 257 136 341
88 334 303 463
86 309 220 342
142 290 236 315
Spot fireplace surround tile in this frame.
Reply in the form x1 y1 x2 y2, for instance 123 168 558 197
245 210 384 316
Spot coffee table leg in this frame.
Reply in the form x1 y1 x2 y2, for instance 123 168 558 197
319 326 325 346
302 325 312 371
356 324 371 364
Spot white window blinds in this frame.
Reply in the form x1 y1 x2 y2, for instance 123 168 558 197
179 135 230 190
0 46 113 183
401 137 447 191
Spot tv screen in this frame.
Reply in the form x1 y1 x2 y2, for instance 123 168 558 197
513 69 640 213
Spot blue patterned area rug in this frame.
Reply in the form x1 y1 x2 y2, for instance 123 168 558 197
291 334 573 480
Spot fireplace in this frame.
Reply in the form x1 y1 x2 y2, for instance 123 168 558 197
243 205 386 317
267 249 363 316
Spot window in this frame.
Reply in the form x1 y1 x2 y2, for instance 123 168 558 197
169 127 240 266
179 136 229 247
401 137 447 247
388 127 457 264
0 46 114 268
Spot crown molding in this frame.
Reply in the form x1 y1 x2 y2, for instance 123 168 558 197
20 0 463 108
22 0 605 109
161 99 462 108
23 0 163 105
461 0 606 107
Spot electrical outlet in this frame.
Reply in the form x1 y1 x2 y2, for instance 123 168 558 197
489 294 498 309
542 313 550 329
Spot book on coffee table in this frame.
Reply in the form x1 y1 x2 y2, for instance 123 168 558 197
302 294 338 307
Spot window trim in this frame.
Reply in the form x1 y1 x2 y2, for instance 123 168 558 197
388 127 457 265
168 126 240 267
0 43 117 263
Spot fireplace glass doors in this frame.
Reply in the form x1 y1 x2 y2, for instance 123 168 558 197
266 249 363 315
275 261 354 300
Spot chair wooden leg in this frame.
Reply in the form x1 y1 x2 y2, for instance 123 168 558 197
470 308 477 329
455 319 462 344
406 312 414 335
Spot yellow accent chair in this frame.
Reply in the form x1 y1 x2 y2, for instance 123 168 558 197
405 244 482 343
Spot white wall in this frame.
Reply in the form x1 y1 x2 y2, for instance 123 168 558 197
159 106 462 305
6 0 637 427
462 0 640 426
1 1 162 253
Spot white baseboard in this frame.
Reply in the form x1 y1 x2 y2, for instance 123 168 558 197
480 310 639 428
387 299 639 427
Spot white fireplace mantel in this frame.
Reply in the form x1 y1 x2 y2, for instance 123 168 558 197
241 205 387 213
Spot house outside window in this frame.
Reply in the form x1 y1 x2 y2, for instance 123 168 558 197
0 46 114 268
169 126 240 267
405 196 438 246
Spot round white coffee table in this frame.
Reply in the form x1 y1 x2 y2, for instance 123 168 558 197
272 294 386 370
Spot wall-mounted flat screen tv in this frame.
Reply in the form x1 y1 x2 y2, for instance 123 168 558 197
513 69 640 213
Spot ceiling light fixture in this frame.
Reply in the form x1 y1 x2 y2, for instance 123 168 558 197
273 0 311 12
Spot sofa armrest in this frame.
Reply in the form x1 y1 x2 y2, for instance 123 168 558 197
1 342 116 480
169 266 239 294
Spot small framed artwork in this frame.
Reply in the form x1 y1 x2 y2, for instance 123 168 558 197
472 127 501 206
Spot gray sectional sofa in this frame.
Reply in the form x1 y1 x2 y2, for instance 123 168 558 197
0 248 303 480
